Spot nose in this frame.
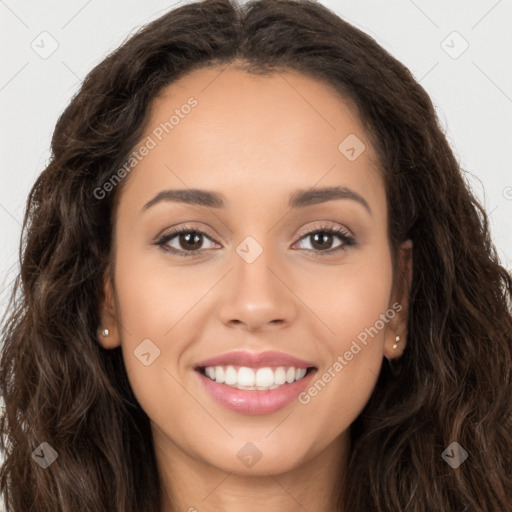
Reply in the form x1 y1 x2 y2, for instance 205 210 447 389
217 241 298 332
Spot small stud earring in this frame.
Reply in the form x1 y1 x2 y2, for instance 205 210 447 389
392 335 400 349
101 328 109 337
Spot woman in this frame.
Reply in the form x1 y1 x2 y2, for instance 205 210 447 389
1 0 511 510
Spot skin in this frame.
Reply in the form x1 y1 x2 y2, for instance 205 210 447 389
98 64 413 512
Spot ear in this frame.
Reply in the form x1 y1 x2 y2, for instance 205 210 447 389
97 272 121 349
383 239 413 359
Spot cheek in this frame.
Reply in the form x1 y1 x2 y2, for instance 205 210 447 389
111 244 208 422
113 240 210 337
297 248 394 343
292 252 393 435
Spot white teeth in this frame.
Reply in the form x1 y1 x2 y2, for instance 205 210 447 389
225 366 237 386
238 367 255 387
255 367 274 387
215 366 225 383
274 367 286 385
295 368 307 380
202 365 310 390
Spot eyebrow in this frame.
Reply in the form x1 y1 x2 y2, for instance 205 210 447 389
141 186 371 215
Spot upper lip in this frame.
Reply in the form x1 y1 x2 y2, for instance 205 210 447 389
194 350 317 369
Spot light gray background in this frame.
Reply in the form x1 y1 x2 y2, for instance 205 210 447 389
0 0 511 504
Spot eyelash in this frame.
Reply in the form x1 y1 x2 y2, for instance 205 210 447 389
154 223 356 258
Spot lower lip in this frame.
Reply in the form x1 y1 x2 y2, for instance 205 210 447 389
195 369 317 415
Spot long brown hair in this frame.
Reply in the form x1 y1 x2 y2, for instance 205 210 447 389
1 1 511 510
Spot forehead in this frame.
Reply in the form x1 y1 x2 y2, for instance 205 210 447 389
116 65 385 216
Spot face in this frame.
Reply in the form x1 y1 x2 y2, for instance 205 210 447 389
98 65 412 478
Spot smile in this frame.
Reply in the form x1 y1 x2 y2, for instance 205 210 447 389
198 365 313 390
193 350 318 414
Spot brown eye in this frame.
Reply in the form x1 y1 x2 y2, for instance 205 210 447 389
177 232 203 251
308 231 338 251
295 226 355 254
156 228 218 256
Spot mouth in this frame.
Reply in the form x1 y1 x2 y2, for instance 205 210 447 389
194 364 318 414
192 350 319 414
195 365 317 391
